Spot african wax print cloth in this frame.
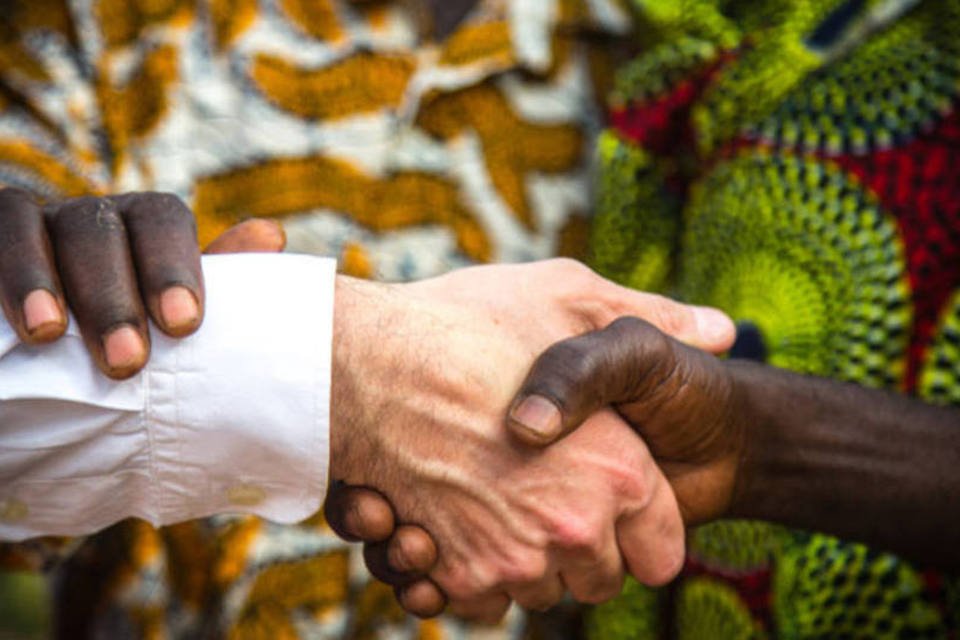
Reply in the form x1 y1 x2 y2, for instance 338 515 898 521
587 0 960 638
0 0 629 637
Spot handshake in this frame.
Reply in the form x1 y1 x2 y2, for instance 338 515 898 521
4 189 956 623
323 262 736 619
0 189 738 620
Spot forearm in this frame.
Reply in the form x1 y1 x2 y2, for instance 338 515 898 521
727 359 960 569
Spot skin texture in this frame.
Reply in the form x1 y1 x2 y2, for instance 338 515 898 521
0 188 292 380
509 317 744 525
1 186 741 621
327 262 735 620
364 315 960 613
0 189 203 379
507 316 960 570
508 317 746 525
346 316 739 616
0 188 67 344
0 186 412 613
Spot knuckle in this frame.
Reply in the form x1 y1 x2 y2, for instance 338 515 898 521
550 514 603 557
606 315 651 337
410 534 437 568
151 191 186 207
122 191 196 228
528 340 591 392
573 338 612 378
609 315 674 367
51 196 123 232
58 195 108 213
646 327 675 364
391 530 432 572
612 463 649 502
501 554 548 585
433 564 488 602
549 258 595 288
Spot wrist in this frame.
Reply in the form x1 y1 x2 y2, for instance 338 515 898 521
329 276 405 481
722 358 785 521
330 276 361 480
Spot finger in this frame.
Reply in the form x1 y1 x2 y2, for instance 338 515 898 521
396 579 447 618
46 196 149 379
363 524 438 586
621 297 733 354
586 272 734 353
508 316 675 445
505 573 566 612
204 219 286 254
323 482 395 543
615 466 686 587
447 592 512 625
0 188 67 342
361 524 438 586
387 525 438 575
111 193 203 338
556 525 625 605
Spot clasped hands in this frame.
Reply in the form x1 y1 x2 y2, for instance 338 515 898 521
0 189 742 621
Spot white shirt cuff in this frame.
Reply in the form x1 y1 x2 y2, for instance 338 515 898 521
0 253 336 540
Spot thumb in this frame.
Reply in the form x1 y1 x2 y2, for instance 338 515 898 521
507 317 676 446
204 219 286 254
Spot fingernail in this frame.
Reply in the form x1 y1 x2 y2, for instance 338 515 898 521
694 306 735 346
103 325 146 374
509 395 562 442
23 289 65 341
160 286 199 334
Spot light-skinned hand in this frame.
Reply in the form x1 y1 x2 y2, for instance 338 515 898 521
327 260 735 621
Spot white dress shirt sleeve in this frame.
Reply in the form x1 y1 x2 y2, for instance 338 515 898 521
0 253 336 541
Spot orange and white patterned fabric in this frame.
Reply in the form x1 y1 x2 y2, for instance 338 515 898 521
0 0 628 280
0 1 629 637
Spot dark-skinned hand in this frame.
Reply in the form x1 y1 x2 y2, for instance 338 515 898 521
0 187 299 378
1 188 205 379
0 186 428 612
506 316 743 526
325 482 446 617
506 316 960 572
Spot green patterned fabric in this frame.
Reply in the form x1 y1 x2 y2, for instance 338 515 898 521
586 576 662 640
689 521 791 572
920 291 960 405
589 0 960 636
677 578 765 640
679 153 910 387
774 536 944 638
